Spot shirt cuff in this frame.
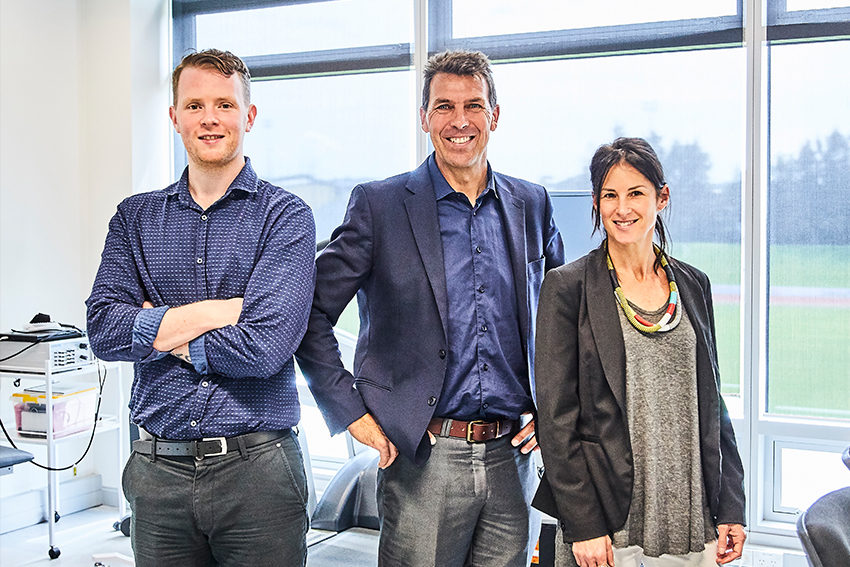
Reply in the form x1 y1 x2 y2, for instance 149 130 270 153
189 335 209 375
132 306 169 358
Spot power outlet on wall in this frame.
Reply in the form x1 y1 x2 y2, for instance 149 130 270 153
753 550 783 567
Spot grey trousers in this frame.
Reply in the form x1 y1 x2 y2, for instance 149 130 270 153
122 431 309 567
377 434 541 567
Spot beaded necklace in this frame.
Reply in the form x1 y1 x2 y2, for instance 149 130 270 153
605 241 680 333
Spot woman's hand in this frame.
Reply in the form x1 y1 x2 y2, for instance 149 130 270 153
572 535 614 567
716 523 746 564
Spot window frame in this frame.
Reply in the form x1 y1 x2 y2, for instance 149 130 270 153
171 0 850 547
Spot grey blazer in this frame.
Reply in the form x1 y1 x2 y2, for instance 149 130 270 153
532 246 745 543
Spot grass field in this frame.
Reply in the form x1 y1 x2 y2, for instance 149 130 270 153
675 242 850 420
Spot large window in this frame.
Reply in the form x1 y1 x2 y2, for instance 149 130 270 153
766 39 850 421
173 0 850 544
757 1 850 526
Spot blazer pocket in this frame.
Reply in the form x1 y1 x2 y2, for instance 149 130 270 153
527 257 547 323
527 256 545 275
354 377 393 392
580 438 631 533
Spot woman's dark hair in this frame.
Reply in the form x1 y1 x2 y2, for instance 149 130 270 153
589 137 670 266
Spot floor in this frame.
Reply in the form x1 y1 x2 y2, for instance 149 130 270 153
0 506 133 566
0 505 380 567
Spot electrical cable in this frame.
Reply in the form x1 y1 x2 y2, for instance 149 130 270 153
0 338 45 363
1 362 107 472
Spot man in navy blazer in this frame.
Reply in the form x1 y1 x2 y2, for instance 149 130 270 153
296 50 564 566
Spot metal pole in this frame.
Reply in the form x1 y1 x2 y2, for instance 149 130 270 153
414 0 430 166
743 0 768 532
45 359 58 556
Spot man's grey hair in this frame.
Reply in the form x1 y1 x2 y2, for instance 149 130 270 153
421 50 497 111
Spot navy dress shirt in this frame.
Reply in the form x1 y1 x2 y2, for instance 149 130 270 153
86 159 316 439
429 158 532 421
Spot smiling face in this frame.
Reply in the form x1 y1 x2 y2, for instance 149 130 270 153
420 72 499 180
597 162 669 250
169 66 256 171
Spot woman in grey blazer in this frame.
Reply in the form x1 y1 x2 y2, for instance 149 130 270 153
533 138 746 567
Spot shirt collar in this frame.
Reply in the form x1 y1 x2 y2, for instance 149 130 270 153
166 157 259 207
427 153 497 202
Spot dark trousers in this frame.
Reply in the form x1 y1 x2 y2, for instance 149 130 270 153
122 431 309 567
377 434 541 567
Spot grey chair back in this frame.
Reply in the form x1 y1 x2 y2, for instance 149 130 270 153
796 448 850 567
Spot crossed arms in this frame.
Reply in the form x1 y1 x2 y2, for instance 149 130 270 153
86 197 315 378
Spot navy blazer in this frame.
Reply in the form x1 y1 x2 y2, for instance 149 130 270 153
296 156 564 465
532 247 746 543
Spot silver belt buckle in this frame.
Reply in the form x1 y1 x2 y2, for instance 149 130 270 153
202 437 228 457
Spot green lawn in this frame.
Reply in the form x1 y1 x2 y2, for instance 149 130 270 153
675 242 850 420
767 305 850 419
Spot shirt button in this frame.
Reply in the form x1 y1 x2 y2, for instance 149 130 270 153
201 214 208 221
438 349 446 360
477 285 485 293
483 363 489 371
476 246 482 253
196 257 203 264
190 420 197 427
201 381 209 388
428 396 437 406
483 403 489 409
480 324 488 332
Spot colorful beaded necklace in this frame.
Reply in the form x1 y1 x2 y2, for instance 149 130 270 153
605 241 680 333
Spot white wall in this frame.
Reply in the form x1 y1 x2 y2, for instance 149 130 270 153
0 0 170 501
1 0 86 329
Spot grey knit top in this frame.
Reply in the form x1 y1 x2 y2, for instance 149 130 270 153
611 297 716 557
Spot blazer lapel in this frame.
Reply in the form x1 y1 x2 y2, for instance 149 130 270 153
585 248 628 413
404 160 449 334
671 262 720 422
495 176 531 344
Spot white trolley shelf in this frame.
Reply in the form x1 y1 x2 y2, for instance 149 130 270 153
1 359 126 560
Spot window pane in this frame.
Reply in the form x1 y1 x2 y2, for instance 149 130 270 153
767 40 850 420
196 0 413 57
487 49 745 396
244 71 416 242
778 446 850 511
787 0 850 10
453 0 737 37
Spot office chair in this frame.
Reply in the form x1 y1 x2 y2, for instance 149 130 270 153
0 445 34 475
796 447 850 567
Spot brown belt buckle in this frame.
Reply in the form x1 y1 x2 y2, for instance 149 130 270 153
466 420 497 442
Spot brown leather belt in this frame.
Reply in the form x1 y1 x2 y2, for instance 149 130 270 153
428 417 519 443
132 429 291 459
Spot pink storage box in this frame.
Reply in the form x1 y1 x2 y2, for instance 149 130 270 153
11 382 97 439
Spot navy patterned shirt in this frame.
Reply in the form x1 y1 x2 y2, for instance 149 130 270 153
429 157 532 421
86 159 316 439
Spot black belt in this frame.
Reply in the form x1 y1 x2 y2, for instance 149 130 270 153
132 429 291 459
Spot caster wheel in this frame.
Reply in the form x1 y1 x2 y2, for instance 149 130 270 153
48 546 61 559
118 514 131 537
54 511 61 523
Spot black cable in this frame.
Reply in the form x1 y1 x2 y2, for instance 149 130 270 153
1 363 107 471
0 338 45 362
59 323 85 334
